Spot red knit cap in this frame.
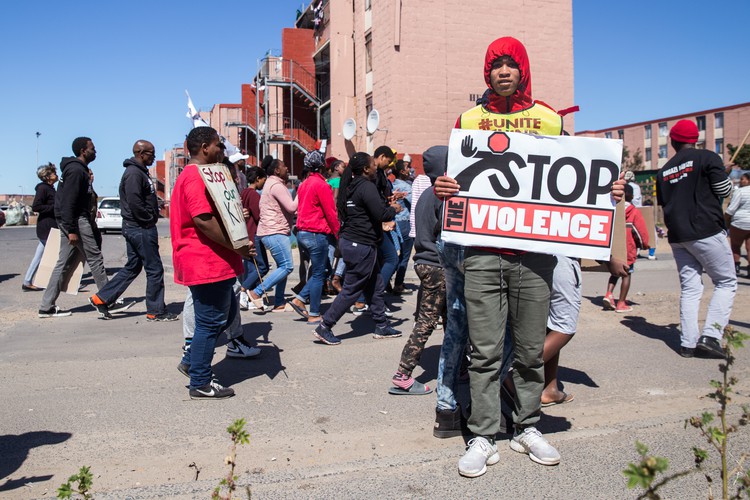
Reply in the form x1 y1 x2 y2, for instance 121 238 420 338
670 120 699 144
325 156 340 169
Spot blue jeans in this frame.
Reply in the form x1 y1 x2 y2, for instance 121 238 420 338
394 219 413 287
436 240 468 411
253 233 293 305
97 225 166 315
242 236 268 291
296 231 335 317
187 278 236 388
24 239 46 285
379 234 399 289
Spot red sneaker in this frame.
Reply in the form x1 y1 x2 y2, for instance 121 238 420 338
602 293 615 310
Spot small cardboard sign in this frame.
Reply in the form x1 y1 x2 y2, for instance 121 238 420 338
33 228 84 294
441 130 622 260
580 200 627 272
198 163 249 249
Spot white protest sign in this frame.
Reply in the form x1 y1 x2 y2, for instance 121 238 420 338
441 130 622 260
198 163 249 249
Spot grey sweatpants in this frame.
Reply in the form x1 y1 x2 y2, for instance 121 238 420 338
670 231 736 348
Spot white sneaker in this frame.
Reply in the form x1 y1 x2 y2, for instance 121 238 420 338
458 437 500 477
226 339 261 358
239 291 249 311
510 427 560 465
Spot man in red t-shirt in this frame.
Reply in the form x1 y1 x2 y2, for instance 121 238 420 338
170 126 252 399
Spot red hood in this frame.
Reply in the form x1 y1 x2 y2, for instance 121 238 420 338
483 37 533 113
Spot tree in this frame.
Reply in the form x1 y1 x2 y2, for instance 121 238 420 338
727 143 750 170
622 146 645 171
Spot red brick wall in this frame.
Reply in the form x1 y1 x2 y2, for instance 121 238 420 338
282 28 316 79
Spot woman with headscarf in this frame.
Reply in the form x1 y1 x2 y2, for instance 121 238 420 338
288 150 340 323
22 163 59 291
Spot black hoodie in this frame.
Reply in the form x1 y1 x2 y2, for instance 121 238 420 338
339 175 396 246
412 146 448 266
55 157 91 236
119 158 159 228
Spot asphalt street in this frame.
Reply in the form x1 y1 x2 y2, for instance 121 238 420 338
0 222 748 499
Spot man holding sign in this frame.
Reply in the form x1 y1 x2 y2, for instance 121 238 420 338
170 127 253 400
435 37 625 477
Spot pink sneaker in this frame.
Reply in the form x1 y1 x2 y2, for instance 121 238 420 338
615 302 633 313
602 293 615 310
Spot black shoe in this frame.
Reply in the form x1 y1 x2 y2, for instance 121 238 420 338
433 404 469 438
88 297 113 320
696 335 725 359
108 299 135 313
680 347 695 358
147 312 179 322
313 324 341 345
373 325 402 339
189 380 235 400
38 306 72 318
177 363 190 378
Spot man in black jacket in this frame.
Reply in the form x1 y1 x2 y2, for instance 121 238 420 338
39 137 111 317
89 140 176 321
656 120 736 358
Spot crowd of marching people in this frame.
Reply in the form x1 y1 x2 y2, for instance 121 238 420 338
19 36 745 480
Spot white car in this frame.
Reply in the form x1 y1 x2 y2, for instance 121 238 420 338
96 197 122 233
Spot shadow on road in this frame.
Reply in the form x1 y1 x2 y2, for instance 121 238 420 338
558 366 599 388
619 316 681 353
213 322 287 385
0 430 72 492
730 319 750 330
0 273 19 284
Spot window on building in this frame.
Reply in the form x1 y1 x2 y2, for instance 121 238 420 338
658 122 668 137
365 0 371 10
696 115 706 131
618 129 624 140
659 145 668 159
645 125 652 140
696 141 705 149
715 112 724 129
364 32 372 73
366 94 373 116
716 138 724 155
604 131 612 139
645 147 652 162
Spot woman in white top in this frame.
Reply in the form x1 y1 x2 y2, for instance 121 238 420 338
727 172 750 276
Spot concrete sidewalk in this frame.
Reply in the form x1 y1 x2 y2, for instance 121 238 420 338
0 226 748 499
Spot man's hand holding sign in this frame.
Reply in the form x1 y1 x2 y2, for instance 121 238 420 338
439 129 624 261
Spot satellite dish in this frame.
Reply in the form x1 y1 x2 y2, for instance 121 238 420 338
342 118 356 140
367 109 380 134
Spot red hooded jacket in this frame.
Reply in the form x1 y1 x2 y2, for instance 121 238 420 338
482 36 534 114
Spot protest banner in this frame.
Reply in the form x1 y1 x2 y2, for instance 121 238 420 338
441 130 622 260
198 163 249 249
33 228 84 294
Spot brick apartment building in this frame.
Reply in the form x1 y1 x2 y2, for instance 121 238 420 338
576 102 750 170
172 0 574 186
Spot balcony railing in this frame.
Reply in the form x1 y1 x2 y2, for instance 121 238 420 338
259 57 319 104
265 112 316 152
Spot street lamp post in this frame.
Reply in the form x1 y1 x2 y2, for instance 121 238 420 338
35 131 41 166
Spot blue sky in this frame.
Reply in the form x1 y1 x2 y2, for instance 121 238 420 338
1 1 748 196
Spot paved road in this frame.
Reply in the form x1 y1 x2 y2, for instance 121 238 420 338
0 224 748 499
